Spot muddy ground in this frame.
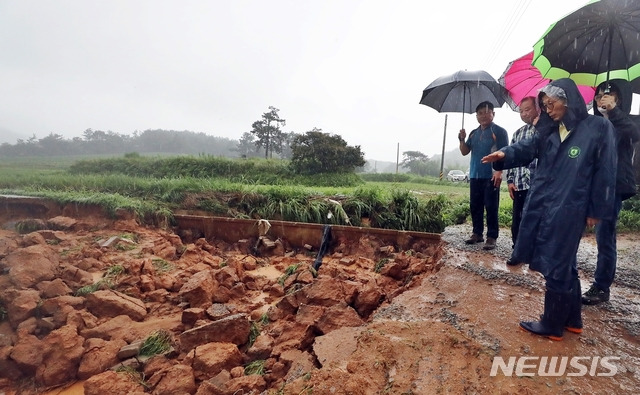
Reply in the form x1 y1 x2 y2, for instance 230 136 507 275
302 224 640 394
1 208 639 394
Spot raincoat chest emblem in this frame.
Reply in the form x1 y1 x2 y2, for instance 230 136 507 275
568 146 581 159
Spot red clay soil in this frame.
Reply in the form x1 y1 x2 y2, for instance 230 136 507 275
0 205 639 394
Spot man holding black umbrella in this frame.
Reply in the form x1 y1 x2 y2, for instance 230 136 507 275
458 101 509 250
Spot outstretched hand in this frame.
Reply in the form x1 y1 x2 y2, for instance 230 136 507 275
481 151 505 163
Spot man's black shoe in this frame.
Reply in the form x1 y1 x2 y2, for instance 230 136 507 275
582 285 610 305
506 258 521 266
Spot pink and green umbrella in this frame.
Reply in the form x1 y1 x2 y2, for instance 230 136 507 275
499 52 596 111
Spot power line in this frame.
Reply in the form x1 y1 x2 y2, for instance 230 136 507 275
483 0 533 72
484 0 530 68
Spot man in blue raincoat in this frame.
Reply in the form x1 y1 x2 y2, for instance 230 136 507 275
482 78 617 341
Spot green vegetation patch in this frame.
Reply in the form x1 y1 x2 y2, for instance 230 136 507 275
15 219 47 234
244 359 266 376
374 258 390 273
152 258 175 273
139 329 172 356
248 321 261 348
104 264 125 277
75 279 114 296
114 365 149 389
277 264 301 286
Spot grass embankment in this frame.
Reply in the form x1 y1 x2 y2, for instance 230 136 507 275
0 155 463 232
2 154 639 232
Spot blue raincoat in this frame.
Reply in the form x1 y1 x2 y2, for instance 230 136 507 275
496 78 617 282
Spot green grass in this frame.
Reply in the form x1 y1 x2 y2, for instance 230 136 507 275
104 265 125 277
139 329 172 356
277 264 301 286
75 279 113 296
244 359 266 375
374 258 390 273
3 156 639 232
152 258 175 273
114 365 149 389
248 321 261 348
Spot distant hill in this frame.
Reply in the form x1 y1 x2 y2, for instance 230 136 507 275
364 147 470 175
0 128 28 144
431 148 470 172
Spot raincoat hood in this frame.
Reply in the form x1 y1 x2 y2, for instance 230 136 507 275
593 79 633 116
538 78 588 131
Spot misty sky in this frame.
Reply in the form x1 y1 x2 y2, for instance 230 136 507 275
0 0 610 161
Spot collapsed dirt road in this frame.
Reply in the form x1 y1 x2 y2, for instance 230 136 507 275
301 225 640 393
0 204 639 394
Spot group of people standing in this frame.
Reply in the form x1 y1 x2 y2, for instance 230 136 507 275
457 78 640 341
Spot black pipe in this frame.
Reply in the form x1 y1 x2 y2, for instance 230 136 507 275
313 225 332 271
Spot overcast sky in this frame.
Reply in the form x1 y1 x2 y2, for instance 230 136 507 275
1 0 604 161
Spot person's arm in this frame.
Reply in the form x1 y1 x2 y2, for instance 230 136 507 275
484 134 540 171
482 150 505 163
608 106 640 143
492 170 503 187
458 129 470 155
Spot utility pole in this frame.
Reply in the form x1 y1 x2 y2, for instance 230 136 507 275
439 114 448 180
396 143 399 174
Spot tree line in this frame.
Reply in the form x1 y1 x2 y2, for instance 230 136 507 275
0 104 472 177
1 106 367 174
0 128 240 158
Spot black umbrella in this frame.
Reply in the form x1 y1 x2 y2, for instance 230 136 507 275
532 0 640 88
419 69 506 129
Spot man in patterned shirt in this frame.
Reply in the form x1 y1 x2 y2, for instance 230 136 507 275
506 96 539 266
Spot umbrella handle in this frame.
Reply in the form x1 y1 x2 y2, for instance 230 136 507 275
605 24 613 86
462 85 466 129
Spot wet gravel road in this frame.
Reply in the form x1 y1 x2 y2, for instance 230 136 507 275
442 224 640 336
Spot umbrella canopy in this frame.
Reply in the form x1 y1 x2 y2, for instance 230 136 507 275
500 52 596 111
419 70 506 128
532 0 640 87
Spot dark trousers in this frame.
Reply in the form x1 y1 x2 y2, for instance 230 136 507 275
469 178 500 239
511 189 529 248
546 263 578 293
594 195 623 291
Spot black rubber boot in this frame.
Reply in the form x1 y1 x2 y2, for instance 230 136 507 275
565 278 583 334
520 289 569 341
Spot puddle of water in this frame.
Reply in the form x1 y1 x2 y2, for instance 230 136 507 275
42 381 84 395
491 284 509 301
247 265 282 281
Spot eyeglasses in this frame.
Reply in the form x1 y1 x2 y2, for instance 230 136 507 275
542 99 559 111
